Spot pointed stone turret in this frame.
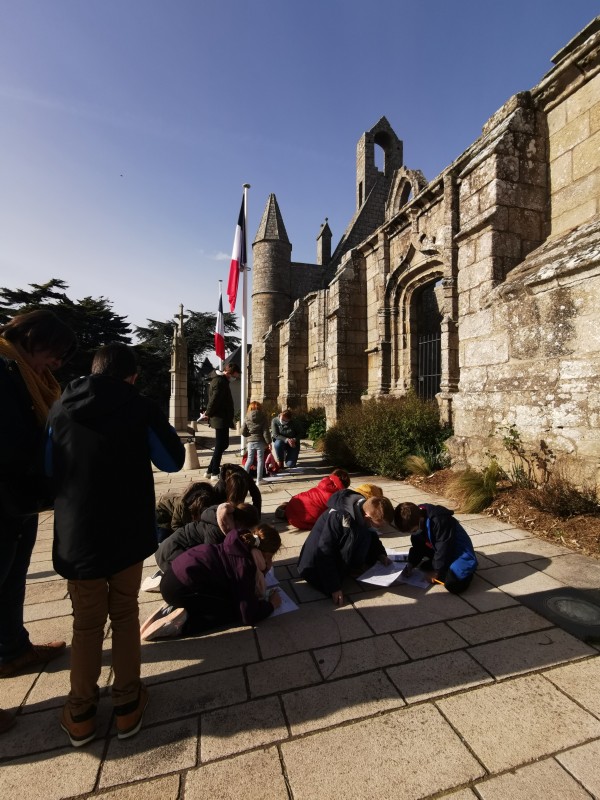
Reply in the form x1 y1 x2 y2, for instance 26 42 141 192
316 218 332 265
251 194 293 403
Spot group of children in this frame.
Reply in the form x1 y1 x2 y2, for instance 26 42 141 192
140 431 479 639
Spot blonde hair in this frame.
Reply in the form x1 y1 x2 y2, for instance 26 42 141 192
247 400 262 412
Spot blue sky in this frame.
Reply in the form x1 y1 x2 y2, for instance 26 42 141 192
1 1 598 335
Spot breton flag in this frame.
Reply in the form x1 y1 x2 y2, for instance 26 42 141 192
227 196 246 312
214 288 225 360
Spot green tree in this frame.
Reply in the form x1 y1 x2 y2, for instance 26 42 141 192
135 310 240 415
0 279 132 384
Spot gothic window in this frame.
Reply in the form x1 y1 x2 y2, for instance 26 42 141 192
413 280 443 400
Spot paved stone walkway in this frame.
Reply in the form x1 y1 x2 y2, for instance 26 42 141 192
1 432 600 799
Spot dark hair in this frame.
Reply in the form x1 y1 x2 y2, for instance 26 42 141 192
91 343 137 380
394 502 423 532
331 468 351 488
225 472 247 505
231 503 260 528
239 523 281 554
181 482 216 521
0 309 77 362
225 362 240 375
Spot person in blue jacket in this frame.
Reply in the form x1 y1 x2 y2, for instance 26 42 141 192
394 502 478 594
47 343 185 747
297 489 394 606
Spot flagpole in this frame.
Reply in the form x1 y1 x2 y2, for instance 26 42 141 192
240 183 250 456
217 280 224 372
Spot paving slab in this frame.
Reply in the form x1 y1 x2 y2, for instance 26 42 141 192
0 741 104 800
477 562 567 597
555 739 600 798
543 656 600 717
437 673 600 772
477 537 573 565
467 627 596 678
247 652 321 696
254 599 372 659
25 580 68 605
96 775 180 800
282 670 404 735
23 598 73 623
99 719 198 788
528 552 600 590
467 529 530 547
314 633 408 679
184 748 288 800
387 650 493 703
200 696 288 761
392 622 469 659
447 605 554 644
281 704 485 800
475 757 592 800
352 585 476 634
458 574 519 612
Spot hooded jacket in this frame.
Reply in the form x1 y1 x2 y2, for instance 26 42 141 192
48 374 185 579
170 529 274 626
297 489 386 595
212 464 262 515
241 408 271 444
408 503 478 581
155 504 225 571
285 473 347 530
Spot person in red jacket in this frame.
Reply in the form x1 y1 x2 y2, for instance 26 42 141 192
275 469 350 530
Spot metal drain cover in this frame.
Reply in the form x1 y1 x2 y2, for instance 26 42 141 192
545 595 600 625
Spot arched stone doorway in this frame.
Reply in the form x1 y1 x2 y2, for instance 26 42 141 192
413 280 443 400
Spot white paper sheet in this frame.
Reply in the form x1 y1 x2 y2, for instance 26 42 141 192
358 550 431 590
266 587 299 616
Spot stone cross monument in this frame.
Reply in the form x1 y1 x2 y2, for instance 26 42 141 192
169 303 188 432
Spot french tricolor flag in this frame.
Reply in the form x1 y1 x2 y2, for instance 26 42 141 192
214 289 225 360
227 197 246 312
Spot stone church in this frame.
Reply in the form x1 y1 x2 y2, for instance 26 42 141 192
250 18 600 487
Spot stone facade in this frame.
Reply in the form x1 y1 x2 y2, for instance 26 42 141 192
251 18 600 488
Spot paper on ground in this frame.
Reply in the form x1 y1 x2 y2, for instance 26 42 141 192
358 550 431 589
264 568 299 616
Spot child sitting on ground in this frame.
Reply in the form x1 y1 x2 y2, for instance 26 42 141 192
140 523 282 640
155 502 259 571
213 463 262 515
155 482 216 542
275 468 351 529
394 502 478 594
297 490 394 606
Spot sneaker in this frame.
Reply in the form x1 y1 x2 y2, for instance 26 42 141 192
210 473 219 481
140 605 188 640
141 569 163 593
60 704 97 747
0 641 66 678
115 684 149 740
203 470 212 479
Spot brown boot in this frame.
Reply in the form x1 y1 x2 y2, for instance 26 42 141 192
60 704 97 747
115 684 149 740
0 641 66 678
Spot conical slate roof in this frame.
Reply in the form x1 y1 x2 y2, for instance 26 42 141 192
254 193 290 244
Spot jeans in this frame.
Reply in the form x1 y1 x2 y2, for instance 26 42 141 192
0 514 37 664
272 439 300 468
245 441 266 480
208 427 230 476
66 561 144 716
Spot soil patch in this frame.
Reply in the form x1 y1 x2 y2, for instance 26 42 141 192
404 469 600 560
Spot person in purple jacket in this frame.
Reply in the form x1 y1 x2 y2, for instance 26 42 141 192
140 523 282 640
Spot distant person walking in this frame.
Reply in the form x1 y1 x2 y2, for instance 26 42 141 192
0 310 77 735
204 362 241 480
48 343 185 747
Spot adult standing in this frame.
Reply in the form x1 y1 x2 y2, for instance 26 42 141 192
48 343 185 746
204 362 241 480
0 310 77 734
271 409 302 469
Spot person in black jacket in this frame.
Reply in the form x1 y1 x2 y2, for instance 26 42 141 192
212 463 262 516
155 502 259 571
297 489 394 606
204 362 240 479
48 343 185 747
0 310 76 735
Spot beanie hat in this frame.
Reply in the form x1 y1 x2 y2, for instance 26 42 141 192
353 483 383 499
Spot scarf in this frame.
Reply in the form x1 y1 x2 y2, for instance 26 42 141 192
0 337 62 425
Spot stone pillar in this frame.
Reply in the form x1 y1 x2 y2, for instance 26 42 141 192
169 304 188 432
